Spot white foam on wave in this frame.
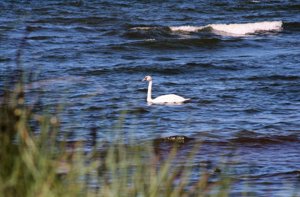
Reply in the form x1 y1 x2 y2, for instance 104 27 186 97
169 26 205 32
170 21 283 36
131 27 154 30
210 21 283 35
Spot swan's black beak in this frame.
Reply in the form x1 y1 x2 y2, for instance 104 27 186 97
142 77 146 81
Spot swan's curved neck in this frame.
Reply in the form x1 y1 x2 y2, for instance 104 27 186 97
147 81 153 102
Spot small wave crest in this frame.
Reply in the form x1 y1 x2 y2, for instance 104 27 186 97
229 134 299 146
283 22 300 32
199 134 300 148
125 26 176 39
82 62 234 77
170 21 283 36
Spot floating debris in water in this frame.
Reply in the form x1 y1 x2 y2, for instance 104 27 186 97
154 135 194 144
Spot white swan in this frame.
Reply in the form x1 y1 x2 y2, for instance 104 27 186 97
143 76 190 105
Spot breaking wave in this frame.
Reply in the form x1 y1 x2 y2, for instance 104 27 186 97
132 21 283 37
170 21 283 36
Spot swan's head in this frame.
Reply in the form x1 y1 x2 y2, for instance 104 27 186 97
143 75 152 82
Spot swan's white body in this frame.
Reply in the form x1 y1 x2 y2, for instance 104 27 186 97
143 76 190 105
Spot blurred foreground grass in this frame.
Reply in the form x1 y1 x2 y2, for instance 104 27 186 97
0 82 232 197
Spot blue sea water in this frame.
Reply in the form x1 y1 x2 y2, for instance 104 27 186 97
1 1 300 196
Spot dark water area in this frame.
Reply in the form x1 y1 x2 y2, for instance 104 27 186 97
1 0 300 196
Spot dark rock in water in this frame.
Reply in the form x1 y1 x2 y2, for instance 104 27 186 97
152 136 195 157
213 167 222 174
153 135 194 144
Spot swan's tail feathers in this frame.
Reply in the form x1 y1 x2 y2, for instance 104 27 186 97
184 98 191 102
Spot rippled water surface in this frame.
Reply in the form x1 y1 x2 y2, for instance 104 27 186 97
1 1 300 196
